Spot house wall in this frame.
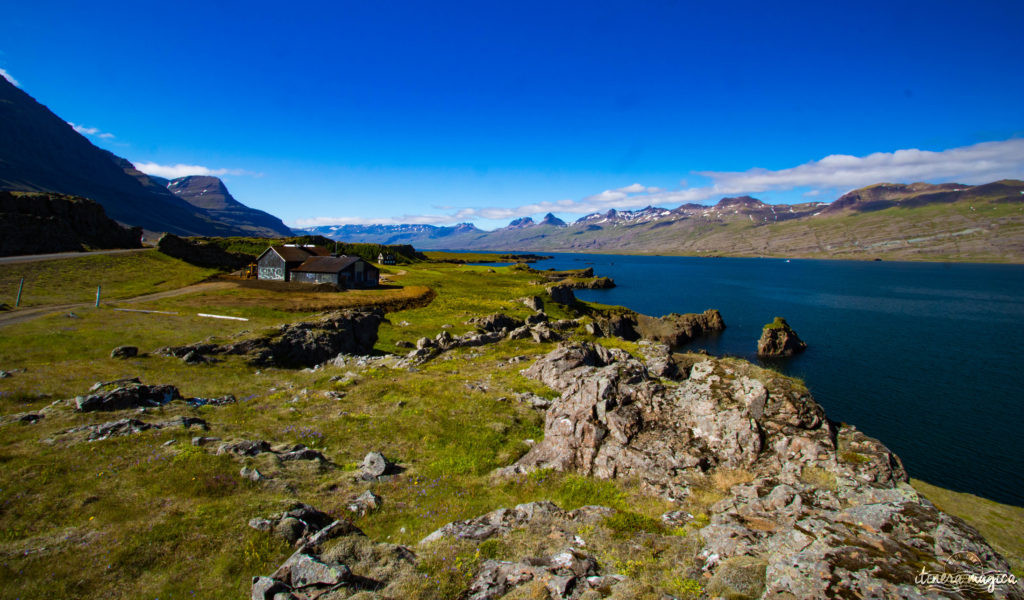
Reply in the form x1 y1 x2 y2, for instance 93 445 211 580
257 252 286 281
291 271 339 285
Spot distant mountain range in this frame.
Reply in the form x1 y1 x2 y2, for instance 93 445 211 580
302 181 1024 262
0 77 291 237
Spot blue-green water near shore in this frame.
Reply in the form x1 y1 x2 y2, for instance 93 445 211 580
532 253 1024 506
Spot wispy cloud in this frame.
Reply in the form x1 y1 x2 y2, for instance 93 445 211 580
69 122 115 140
0 68 18 87
296 138 1024 228
132 161 257 179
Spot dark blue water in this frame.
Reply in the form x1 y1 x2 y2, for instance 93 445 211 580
531 253 1024 506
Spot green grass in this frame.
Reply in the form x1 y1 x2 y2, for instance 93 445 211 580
912 479 1024 576
0 250 218 307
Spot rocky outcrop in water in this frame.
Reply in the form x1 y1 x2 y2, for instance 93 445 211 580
590 308 725 347
490 341 1021 599
756 316 807 357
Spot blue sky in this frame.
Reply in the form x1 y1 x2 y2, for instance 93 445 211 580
3 0 1023 230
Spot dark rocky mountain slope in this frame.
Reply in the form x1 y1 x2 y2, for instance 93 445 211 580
0 77 287 237
0 190 141 256
163 176 291 237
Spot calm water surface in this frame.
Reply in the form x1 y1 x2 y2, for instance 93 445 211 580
527 253 1024 506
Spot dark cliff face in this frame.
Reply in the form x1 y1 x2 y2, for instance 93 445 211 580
0 190 141 256
0 77 288 237
165 176 292 237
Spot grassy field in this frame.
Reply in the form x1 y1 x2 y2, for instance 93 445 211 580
0 250 219 308
0 255 1020 599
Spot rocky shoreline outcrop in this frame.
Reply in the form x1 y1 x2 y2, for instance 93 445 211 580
586 308 726 347
489 341 1021 599
756 316 807 357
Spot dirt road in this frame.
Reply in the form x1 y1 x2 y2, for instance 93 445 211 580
0 247 152 265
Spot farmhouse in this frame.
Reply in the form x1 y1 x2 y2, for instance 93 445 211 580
254 244 379 288
290 255 380 288
255 245 330 281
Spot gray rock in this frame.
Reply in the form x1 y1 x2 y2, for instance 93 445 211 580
240 466 264 482
546 284 576 305
217 440 272 456
110 345 138 359
192 436 221 446
251 576 290 600
347 490 382 516
521 296 544 311
360 451 390 479
75 383 181 412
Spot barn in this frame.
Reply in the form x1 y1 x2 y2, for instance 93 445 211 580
290 255 380 288
255 245 330 281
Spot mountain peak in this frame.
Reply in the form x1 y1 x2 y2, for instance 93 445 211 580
540 212 567 227
506 216 535 229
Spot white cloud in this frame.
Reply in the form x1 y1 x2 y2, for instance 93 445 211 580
69 122 115 140
295 138 1024 228
132 161 255 179
691 138 1024 194
0 68 19 87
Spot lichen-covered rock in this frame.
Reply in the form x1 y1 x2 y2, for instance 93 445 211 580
489 342 1024 600
756 316 807 357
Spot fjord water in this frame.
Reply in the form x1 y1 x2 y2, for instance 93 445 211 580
538 253 1024 506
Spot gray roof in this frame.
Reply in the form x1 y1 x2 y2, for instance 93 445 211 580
292 255 362 273
266 245 331 262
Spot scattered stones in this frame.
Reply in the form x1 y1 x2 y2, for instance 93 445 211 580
394 340 413 349
757 316 808 357
59 416 207 442
240 466 264 482
514 392 552 410
217 439 273 457
248 503 340 546
420 501 611 545
469 313 524 333
185 395 237 408
181 350 215 365
346 490 382 516
109 345 138 359
17 413 43 424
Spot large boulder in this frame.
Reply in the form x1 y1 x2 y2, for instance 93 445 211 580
546 284 576 305
75 382 181 412
162 308 386 368
757 316 807 357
